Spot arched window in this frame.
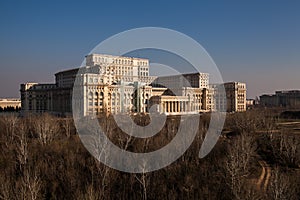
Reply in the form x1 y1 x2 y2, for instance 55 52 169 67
112 93 116 106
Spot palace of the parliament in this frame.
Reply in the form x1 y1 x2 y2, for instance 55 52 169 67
20 54 246 116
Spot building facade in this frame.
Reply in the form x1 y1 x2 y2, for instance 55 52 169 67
20 54 247 116
223 82 247 112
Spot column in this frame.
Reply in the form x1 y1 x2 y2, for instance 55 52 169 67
172 101 175 113
179 101 182 112
174 101 176 112
173 101 176 112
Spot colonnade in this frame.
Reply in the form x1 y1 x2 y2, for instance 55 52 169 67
161 101 190 113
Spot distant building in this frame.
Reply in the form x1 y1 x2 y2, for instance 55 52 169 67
225 82 247 112
20 54 247 116
246 99 255 106
246 99 256 109
0 98 21 110
260 90 300 108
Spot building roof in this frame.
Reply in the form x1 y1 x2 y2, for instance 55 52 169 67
55 68 79 76
86 53 149 61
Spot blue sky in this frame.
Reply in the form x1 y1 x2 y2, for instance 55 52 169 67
0 0 299 98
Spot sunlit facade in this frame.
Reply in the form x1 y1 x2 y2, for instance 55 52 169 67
20 54 247 116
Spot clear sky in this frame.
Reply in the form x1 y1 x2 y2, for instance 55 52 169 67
0 0 299 98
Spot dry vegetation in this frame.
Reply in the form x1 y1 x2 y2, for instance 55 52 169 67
0 109 299 200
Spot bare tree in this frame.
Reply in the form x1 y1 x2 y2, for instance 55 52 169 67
225 132 257 199
33 114 59 145
84 116 115 200
61 117 73 138
15 120 29 171
18 168 42 200
135 166 148 200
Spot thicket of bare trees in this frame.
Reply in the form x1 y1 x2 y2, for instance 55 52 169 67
0 109 299 200
266 166 297 200
266 130 300 167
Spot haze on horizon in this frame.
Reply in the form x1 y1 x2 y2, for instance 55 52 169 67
0 0 299 99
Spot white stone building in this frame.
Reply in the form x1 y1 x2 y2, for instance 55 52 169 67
20 54 247 116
